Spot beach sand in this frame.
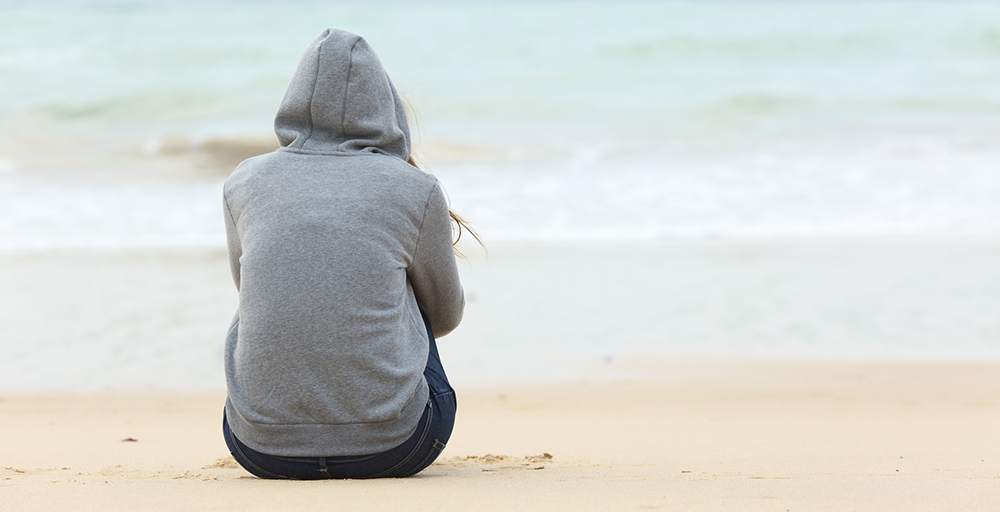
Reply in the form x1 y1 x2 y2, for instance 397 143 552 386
2 360 999 511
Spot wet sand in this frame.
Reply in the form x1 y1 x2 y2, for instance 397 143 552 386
3 360 999 511
5 237 1000 390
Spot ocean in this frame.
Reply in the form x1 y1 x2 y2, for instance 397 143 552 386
2 0 1000 390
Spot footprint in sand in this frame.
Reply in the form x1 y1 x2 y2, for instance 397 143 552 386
438 453 553 471
201 457 241 470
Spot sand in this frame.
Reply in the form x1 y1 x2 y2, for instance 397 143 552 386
3 360 998 511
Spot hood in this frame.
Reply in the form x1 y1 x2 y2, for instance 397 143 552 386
274 28 410 160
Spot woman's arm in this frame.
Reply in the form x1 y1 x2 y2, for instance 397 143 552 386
409 181 465 337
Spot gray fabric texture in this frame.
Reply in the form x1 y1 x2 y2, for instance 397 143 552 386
222 28 464 457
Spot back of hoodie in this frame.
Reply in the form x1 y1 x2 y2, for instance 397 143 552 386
222 28 464 457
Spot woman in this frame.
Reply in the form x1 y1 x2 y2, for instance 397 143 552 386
221 28 467 479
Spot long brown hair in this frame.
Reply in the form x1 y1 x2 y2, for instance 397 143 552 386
407 155 483 257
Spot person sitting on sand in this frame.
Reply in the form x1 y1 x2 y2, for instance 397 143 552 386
220 27 472 479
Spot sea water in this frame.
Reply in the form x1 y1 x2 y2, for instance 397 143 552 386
2 0 1000 390
3 0 1000 247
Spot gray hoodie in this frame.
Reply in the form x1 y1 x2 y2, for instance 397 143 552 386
222 28 464 457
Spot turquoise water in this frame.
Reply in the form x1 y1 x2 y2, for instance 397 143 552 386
4 0 1000 142
2 0 1000 244
3 1 1000 389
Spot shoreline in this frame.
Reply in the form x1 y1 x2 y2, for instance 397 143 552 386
3 360 998 510
3 235 1000 391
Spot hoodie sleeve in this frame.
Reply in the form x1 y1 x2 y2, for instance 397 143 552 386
223 191 242 290
409 181 464 338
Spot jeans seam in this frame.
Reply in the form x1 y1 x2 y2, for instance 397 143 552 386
431 389 454 400
229 427 286 479
399 440 444 478
272 453 380 464
366 401 433 479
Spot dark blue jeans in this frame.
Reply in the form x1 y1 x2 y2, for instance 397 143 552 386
223 317 456 479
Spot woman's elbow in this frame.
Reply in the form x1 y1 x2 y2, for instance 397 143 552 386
430 295 465 338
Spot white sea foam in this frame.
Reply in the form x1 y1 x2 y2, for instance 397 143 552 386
3 134 1000 251
434 137 1000 243
0 180 225 251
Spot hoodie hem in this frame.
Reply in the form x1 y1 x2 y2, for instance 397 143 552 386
275 147 405 159
225 379 429 457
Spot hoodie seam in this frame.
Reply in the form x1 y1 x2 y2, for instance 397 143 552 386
298 37 326 149
222 186 241 247
410 181 439 264
276 148 411 160
337 37 362 149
